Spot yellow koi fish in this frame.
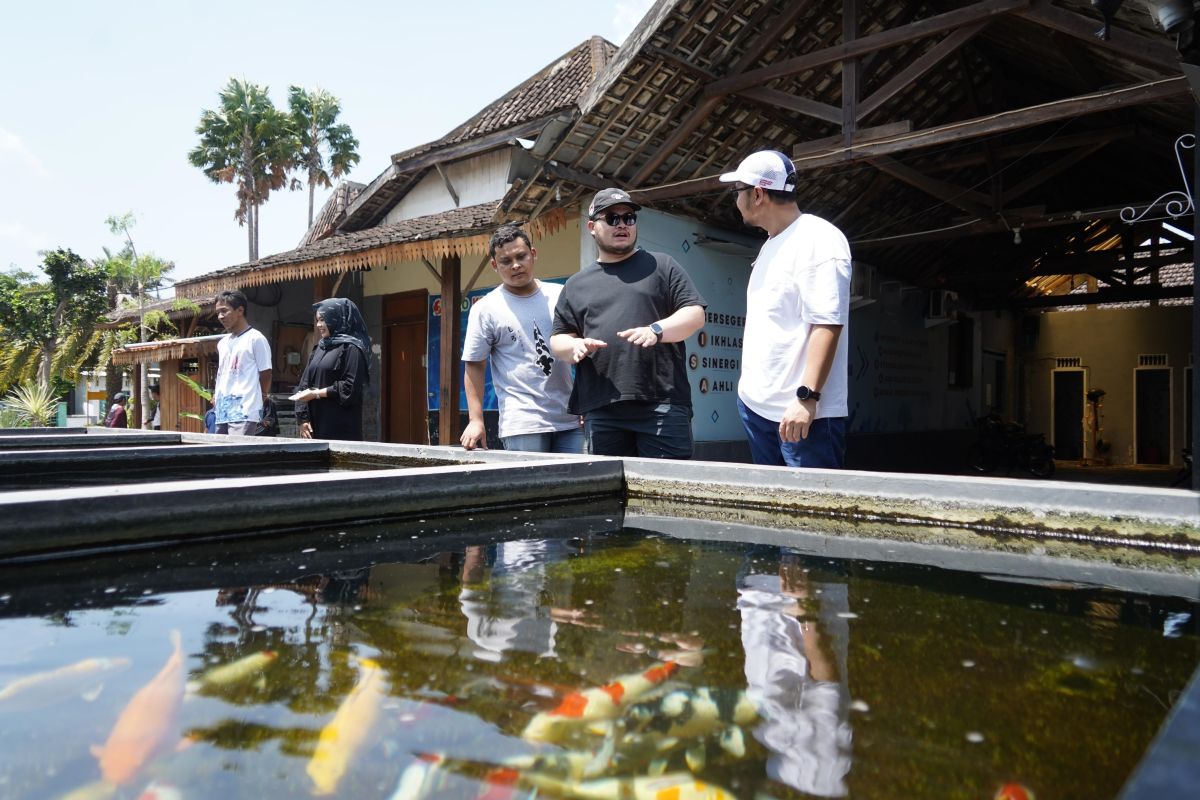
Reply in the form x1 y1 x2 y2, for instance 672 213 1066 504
55 778 117 800
307 657 388 796
185 650 277 695
0 657 131 712
522 661 679 743
90 630 185 785
521 771 735 800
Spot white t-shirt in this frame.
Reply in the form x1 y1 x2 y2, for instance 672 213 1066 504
461 281 576 438
739 214 851 422
214 327 272 424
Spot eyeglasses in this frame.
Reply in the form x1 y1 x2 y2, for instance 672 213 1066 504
729 185 754 195
597 212 638 227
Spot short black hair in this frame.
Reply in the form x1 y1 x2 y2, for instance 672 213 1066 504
216 290 248 311
489 224 532 258
765 187 798 205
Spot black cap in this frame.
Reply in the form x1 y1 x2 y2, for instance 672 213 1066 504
588 188 641 218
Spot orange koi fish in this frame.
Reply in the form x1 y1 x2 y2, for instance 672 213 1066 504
90 630 185 786
522 661 679 743
521 770 735 800
307 657 388 796
995 784 1036 800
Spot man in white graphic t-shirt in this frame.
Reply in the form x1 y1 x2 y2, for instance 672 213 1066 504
720 150 852 468
213 289 273 436
459 224 580 453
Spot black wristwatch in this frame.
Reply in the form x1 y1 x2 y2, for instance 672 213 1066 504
649 322 664 342
796 385 822 401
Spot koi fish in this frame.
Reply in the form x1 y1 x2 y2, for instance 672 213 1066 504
522 661 679 743
185 650 277 695
307 657 388 796
995 784 1036 800
521 770 735 800
56 779 117 800
626 688 758 740
0 657 131 712
91 631 185 785
388 753 448 800
136 780 183 800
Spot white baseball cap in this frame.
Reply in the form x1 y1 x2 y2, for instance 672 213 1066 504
719 150 797 191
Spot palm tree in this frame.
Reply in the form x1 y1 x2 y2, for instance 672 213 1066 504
288 86 360 228
189 78 296 261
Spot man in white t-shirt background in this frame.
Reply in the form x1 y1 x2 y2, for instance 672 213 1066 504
459 224 581 453
213 289 273 436
720 150 852 468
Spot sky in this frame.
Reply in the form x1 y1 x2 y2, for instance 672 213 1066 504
0 0 656 286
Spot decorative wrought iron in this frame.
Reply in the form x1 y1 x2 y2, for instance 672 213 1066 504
1120 134 1195 223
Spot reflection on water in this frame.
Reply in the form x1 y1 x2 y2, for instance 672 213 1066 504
0 510 1196 800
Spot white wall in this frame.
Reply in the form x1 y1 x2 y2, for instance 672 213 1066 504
383 150 511 223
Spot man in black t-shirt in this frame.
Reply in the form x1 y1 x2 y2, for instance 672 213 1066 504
551 188 706 458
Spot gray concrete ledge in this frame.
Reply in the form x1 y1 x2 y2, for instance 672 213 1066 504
628 512 1200 600
622 458 1200 546
0 456 623 559
0 426 85 436
0 441 330 473
0 431 184 449
1119 666 1200 799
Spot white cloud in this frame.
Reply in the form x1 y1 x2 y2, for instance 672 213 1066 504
0 127 48 177
0 221 51 255
613 0 656 44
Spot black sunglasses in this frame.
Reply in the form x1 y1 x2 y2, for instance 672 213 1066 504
596 211 638 227
729 185 754 194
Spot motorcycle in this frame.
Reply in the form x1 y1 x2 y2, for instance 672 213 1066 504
966 413 1056 478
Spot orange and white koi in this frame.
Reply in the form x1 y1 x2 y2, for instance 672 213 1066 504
388 753 448 800
995 784 1036 800
626 688 758 741
522 661 679 743
307 657 388 796
185 650 277 695
90 631 185 785
136 779 183 800
520 770 735 800
0 657 131 712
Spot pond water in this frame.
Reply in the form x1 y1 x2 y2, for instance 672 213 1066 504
0 509 1196 800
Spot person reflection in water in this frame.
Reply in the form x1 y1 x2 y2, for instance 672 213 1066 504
738 550 853 797
458 539 574 661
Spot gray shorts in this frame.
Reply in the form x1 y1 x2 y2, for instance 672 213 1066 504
216 420 257 436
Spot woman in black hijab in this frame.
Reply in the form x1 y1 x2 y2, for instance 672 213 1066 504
291 298 371 440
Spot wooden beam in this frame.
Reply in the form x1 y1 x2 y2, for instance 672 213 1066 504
391 116 553 170
434 163 460 208
868 155 994 217
1000 140 1111 205
793 78 1189 169
421 258 442 284
330 270 348 297
792 121 915 157
705 0 1030 98
630 0 819 186
542 159 613 191
920 125 1137 171
1015 0 1182 73
843 0 860 143
1028 249 1186 276
462 253 491 296
438 255 461 447
858 21 990 121
738 87 842 125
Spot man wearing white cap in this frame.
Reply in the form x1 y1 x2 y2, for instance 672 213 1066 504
551 187 706 458
720 150 852 468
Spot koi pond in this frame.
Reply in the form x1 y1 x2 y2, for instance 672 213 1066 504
0 504 1195 800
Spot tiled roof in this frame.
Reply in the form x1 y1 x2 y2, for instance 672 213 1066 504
176 202 504 299
298 181 366 247
391 37 616 166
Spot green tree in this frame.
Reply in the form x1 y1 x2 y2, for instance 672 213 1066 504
0 250 107 391
288 86 360 228
189 78 296 261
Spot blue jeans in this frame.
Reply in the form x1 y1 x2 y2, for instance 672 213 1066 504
501 427 585 454
584 401 693 459
737 397 846 468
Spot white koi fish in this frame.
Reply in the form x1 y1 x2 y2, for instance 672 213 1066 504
0 657 131 712
55 779 117 800
307 657 388 796
522 661 679 743
185 650 277 695
91 631 185 785
627 688 758 740
388 753 448 800
521 770 735 800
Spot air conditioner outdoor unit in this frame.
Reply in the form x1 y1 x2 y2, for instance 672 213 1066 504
849 261 878 310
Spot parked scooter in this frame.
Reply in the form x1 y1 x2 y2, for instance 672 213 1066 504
966 413 1056 478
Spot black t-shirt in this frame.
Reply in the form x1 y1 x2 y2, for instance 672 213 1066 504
552 249 706 414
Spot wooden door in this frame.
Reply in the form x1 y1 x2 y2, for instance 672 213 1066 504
383 291 429 444
1052 369 1085 461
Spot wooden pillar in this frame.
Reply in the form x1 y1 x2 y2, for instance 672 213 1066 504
131 367 143 428
438 254 462 446
313 273 332 303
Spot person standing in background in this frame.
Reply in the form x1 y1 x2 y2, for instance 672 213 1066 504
213 290 272 436
291 297 371 441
